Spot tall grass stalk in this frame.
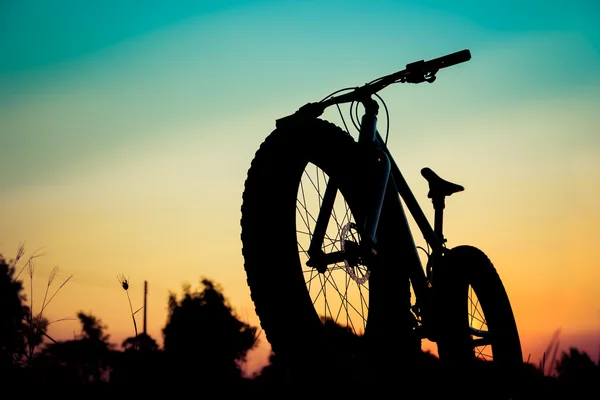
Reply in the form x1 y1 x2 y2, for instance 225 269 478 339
540 328 561 376
118 273 143 350
10 243 74 364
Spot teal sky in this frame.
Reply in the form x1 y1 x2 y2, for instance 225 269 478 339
1 0 599 189
1 0 600 373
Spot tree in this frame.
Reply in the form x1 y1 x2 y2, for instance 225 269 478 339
0 253 27 368
39 311 112 384
77 311 110 343
121 333 159 353
555 347 599 385
162 278 259 385
109 333 162 387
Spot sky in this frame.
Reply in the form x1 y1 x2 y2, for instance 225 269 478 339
1 0 599 375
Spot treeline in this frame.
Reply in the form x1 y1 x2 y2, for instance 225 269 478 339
1 250 599 397
1 249 262 391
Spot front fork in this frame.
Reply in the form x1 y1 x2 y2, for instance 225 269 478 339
307 97 390 271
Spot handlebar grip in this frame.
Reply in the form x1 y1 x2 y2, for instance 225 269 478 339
426 49 471 70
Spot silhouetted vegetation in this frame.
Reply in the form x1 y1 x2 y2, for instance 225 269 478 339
0 253 27 372
1 249 598 397
33 311 113 385
160 278 259 388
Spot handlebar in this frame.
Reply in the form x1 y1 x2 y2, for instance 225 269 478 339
276 49 471 125
322 49 471 107
421 48 472 70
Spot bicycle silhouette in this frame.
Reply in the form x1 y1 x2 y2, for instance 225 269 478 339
241 49 523 392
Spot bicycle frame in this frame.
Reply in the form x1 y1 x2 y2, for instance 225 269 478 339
369 97 445 309
306 95 450 339
290 48 471 338
359 97 445 253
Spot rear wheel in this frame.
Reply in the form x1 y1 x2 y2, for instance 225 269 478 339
434 245 523 397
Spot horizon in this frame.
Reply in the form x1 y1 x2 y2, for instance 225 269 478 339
2 0 599 377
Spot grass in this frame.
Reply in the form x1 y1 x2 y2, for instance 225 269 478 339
538 328 562 377
117 273 144 350
10 242 74 364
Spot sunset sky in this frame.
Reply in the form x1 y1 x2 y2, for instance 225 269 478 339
1 0 599 375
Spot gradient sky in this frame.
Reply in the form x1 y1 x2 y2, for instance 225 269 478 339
1 0 599 374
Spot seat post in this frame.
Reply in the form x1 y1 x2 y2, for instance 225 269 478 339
432 196 446 244
421 167 464 245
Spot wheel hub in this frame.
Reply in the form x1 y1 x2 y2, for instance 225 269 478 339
341 223 370 284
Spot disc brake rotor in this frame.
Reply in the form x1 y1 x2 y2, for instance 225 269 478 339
340 222 370 284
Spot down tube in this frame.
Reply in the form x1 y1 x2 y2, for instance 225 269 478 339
366 170 423 346
376 174 426 288
376 136 432 299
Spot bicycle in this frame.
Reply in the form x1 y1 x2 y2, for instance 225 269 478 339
240 49 523 391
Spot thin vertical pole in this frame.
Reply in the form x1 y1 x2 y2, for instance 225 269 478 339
143 280 148 335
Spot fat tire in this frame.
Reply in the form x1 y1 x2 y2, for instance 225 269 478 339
240 118 414 383
434 245 523 398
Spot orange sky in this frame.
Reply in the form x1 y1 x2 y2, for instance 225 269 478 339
2 0 599 377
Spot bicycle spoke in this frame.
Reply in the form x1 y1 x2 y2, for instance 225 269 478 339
296 203 337 245
304 170 345 233
320 273 337 323
299 180 311 240
296 198 340 239
326 267 353 330
296 162 371 338
321 268 368 327
469 290 486 329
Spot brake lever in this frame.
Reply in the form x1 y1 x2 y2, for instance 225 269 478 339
424 69 438 83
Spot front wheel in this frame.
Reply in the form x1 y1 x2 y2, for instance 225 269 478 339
240 118 398 382
433 245 523 398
